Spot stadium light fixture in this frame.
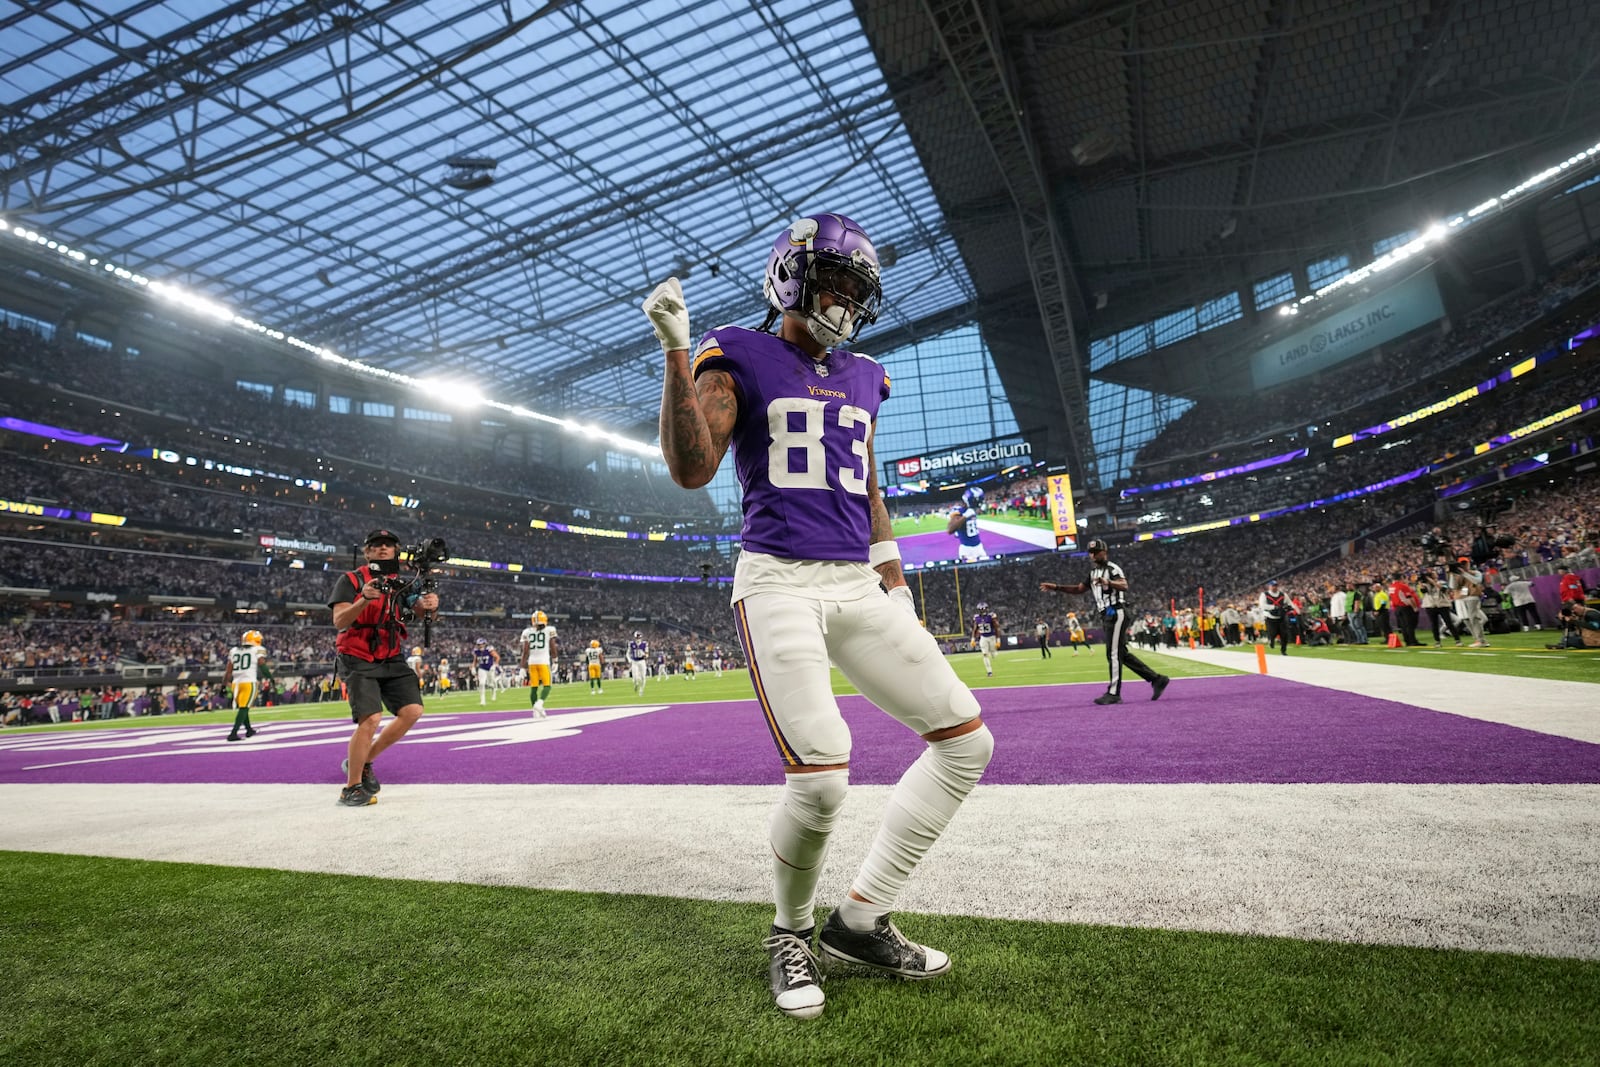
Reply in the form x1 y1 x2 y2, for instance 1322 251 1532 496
1289 137 1600 311
422 380 485 408
0 220 666 458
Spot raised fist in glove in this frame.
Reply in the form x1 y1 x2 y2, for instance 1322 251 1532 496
642 276 691 353
887 584 918 619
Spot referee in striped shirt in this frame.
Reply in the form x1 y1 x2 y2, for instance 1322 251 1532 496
1040 539 1170 705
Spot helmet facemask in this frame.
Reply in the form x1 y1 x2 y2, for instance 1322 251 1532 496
800 255 881 348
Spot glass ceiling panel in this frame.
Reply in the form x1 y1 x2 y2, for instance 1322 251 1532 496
4 0 983 428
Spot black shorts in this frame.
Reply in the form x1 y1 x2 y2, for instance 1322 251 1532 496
340 654 423 722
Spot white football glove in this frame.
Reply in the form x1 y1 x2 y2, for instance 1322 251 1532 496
642 276 691 353
887 584 917 618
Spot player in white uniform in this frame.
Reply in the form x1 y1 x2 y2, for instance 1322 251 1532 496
711 646 724 677
406 645 423 676
585 640 605 694
224 629 265 742
519 611 557 717
628 631 650 695
648 212 992 1020
682 645 696 680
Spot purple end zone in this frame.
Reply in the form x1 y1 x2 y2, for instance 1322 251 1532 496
1 675 1596 786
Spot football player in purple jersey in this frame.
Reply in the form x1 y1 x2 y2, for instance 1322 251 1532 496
970 600 1000 676
627 631 651 695
947 486 990 562
646 213 992 1021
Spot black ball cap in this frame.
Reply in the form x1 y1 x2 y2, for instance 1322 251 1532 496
364 529 400 546
1086 538 1108 553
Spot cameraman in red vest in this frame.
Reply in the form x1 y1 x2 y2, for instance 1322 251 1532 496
329 529 440 807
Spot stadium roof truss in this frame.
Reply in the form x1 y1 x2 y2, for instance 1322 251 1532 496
0 0 976 430
4 0 1600 489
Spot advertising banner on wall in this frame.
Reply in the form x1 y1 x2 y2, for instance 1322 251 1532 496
1046 473 1077 549
1250 268 1444 389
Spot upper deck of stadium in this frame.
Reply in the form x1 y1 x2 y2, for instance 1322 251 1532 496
4 0 1599 505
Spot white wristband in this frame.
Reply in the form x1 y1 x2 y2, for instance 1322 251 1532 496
868 540 901 567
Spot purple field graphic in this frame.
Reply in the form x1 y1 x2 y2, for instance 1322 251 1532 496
1 676 1596 787
897 527 1045 567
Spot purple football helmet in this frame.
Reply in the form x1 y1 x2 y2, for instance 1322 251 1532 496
762 213 883 348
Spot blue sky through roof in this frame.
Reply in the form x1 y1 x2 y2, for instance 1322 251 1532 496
3 0 980 429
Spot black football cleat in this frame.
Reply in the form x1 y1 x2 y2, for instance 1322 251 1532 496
1150 676 1170 701
1093 692 1122 705
817 909 950 980
763 926 824 1019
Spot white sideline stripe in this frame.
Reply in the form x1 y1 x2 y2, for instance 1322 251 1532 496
1165 646 1600 743
4 782 1596 961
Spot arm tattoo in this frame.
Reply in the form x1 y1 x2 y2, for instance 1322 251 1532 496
865 427 906 588
659 356 736 488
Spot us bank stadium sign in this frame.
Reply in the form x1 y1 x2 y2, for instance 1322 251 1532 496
890 438 1032 481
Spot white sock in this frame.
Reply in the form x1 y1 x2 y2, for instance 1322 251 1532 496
845 725 993 928
770 769 849 932
837 893 888 932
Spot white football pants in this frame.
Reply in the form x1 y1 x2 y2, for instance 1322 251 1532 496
733 590 981 766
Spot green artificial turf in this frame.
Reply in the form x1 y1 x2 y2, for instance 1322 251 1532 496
2 852 1595 1066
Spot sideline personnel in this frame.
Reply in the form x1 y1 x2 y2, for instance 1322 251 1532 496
328 529 439 807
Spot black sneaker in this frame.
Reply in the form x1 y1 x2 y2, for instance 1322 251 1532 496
341 757 380 794
1093 692 1122 705
225 734 241 742
338 784 376 807
245 727 257 737
817 909 950 979
763 926 824 1019
1150 675 1170 701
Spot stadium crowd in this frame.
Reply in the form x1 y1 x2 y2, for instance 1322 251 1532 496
0 321 721 524
5 241 1599 718
1127 248 1600 478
